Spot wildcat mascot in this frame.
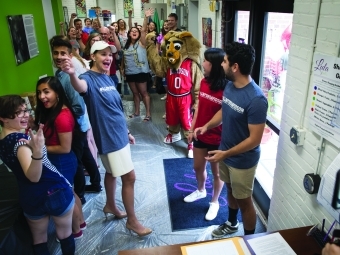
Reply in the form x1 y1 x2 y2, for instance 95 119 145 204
146 31 203 158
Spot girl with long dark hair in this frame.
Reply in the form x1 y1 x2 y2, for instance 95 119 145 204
184 48 228 221
35 76 85 239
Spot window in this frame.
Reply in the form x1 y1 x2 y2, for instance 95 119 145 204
260 12 293 127
225 0 294 217
256 127 279 198
235 11 250 44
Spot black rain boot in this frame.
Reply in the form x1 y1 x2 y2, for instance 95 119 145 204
33 242 49 255
59 234 75 255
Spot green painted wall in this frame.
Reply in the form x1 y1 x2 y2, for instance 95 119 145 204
0 0 63 96
52 0 64 33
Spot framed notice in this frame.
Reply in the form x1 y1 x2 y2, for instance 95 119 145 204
309 53 340 147
141 0 149 17
75 0 87 18
202 18 212 47
123 0 134 18
7 14 39 65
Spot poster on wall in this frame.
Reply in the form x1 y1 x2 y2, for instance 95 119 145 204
141 0 149 18
7 14 39 66
309 53 340 147
202 18 212 47
75 0 87 18
123 0 134 18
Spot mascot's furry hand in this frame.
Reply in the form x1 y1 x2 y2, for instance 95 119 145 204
146 31 157 45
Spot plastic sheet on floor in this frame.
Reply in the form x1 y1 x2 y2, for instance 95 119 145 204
47 95 265 255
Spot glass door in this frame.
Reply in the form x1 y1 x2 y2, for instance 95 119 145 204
257 12 293 198
235 11 250 44
260 13 293 127
235 11 293 199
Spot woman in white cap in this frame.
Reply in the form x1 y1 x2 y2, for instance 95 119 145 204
60 40 152 237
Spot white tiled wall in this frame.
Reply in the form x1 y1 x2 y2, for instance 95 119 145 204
268 0 340 232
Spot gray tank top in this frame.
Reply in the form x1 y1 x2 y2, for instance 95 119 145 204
123 42 150 75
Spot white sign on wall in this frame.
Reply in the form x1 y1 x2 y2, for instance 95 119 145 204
309 53 340 147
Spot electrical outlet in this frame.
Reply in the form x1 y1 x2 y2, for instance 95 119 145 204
290 126 306 146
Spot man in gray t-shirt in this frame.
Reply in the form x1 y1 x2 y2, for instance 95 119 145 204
194 42 267 237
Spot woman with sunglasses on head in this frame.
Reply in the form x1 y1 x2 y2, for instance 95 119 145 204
34 76 86 240
121 8 153 121
0 95 75 254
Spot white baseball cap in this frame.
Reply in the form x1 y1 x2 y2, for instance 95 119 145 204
90 41 117 54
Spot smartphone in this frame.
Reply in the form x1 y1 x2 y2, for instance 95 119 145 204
331 170 340 209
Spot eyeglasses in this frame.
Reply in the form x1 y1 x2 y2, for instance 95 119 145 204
15 109 32 117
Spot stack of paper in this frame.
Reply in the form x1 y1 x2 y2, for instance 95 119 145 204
181 233 296 255
246 233 296 255
181 237 250 255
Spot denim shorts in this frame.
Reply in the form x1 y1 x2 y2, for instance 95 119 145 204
24 187 75 220
48 151 77 185
193 138 219 152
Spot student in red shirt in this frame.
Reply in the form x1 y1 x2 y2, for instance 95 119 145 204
34 76 86 239
184 48 228 221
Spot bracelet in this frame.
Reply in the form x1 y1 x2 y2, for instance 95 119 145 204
31 155 43 160
128 132 131 135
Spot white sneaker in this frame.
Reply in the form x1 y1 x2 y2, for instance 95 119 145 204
205 202 220 221
187 143 193 158
162 113 166 119
160 95 167 100
184 189 207 202
164 133 181 143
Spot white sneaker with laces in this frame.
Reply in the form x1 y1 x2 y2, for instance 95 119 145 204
164 133 181 143
187 143 193 158
184 189 207 202
205 202 220 221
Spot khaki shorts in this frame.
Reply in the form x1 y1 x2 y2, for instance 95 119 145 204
100 144 134 177
219 161 257 199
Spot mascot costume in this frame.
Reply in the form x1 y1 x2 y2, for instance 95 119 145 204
146 31 203 158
